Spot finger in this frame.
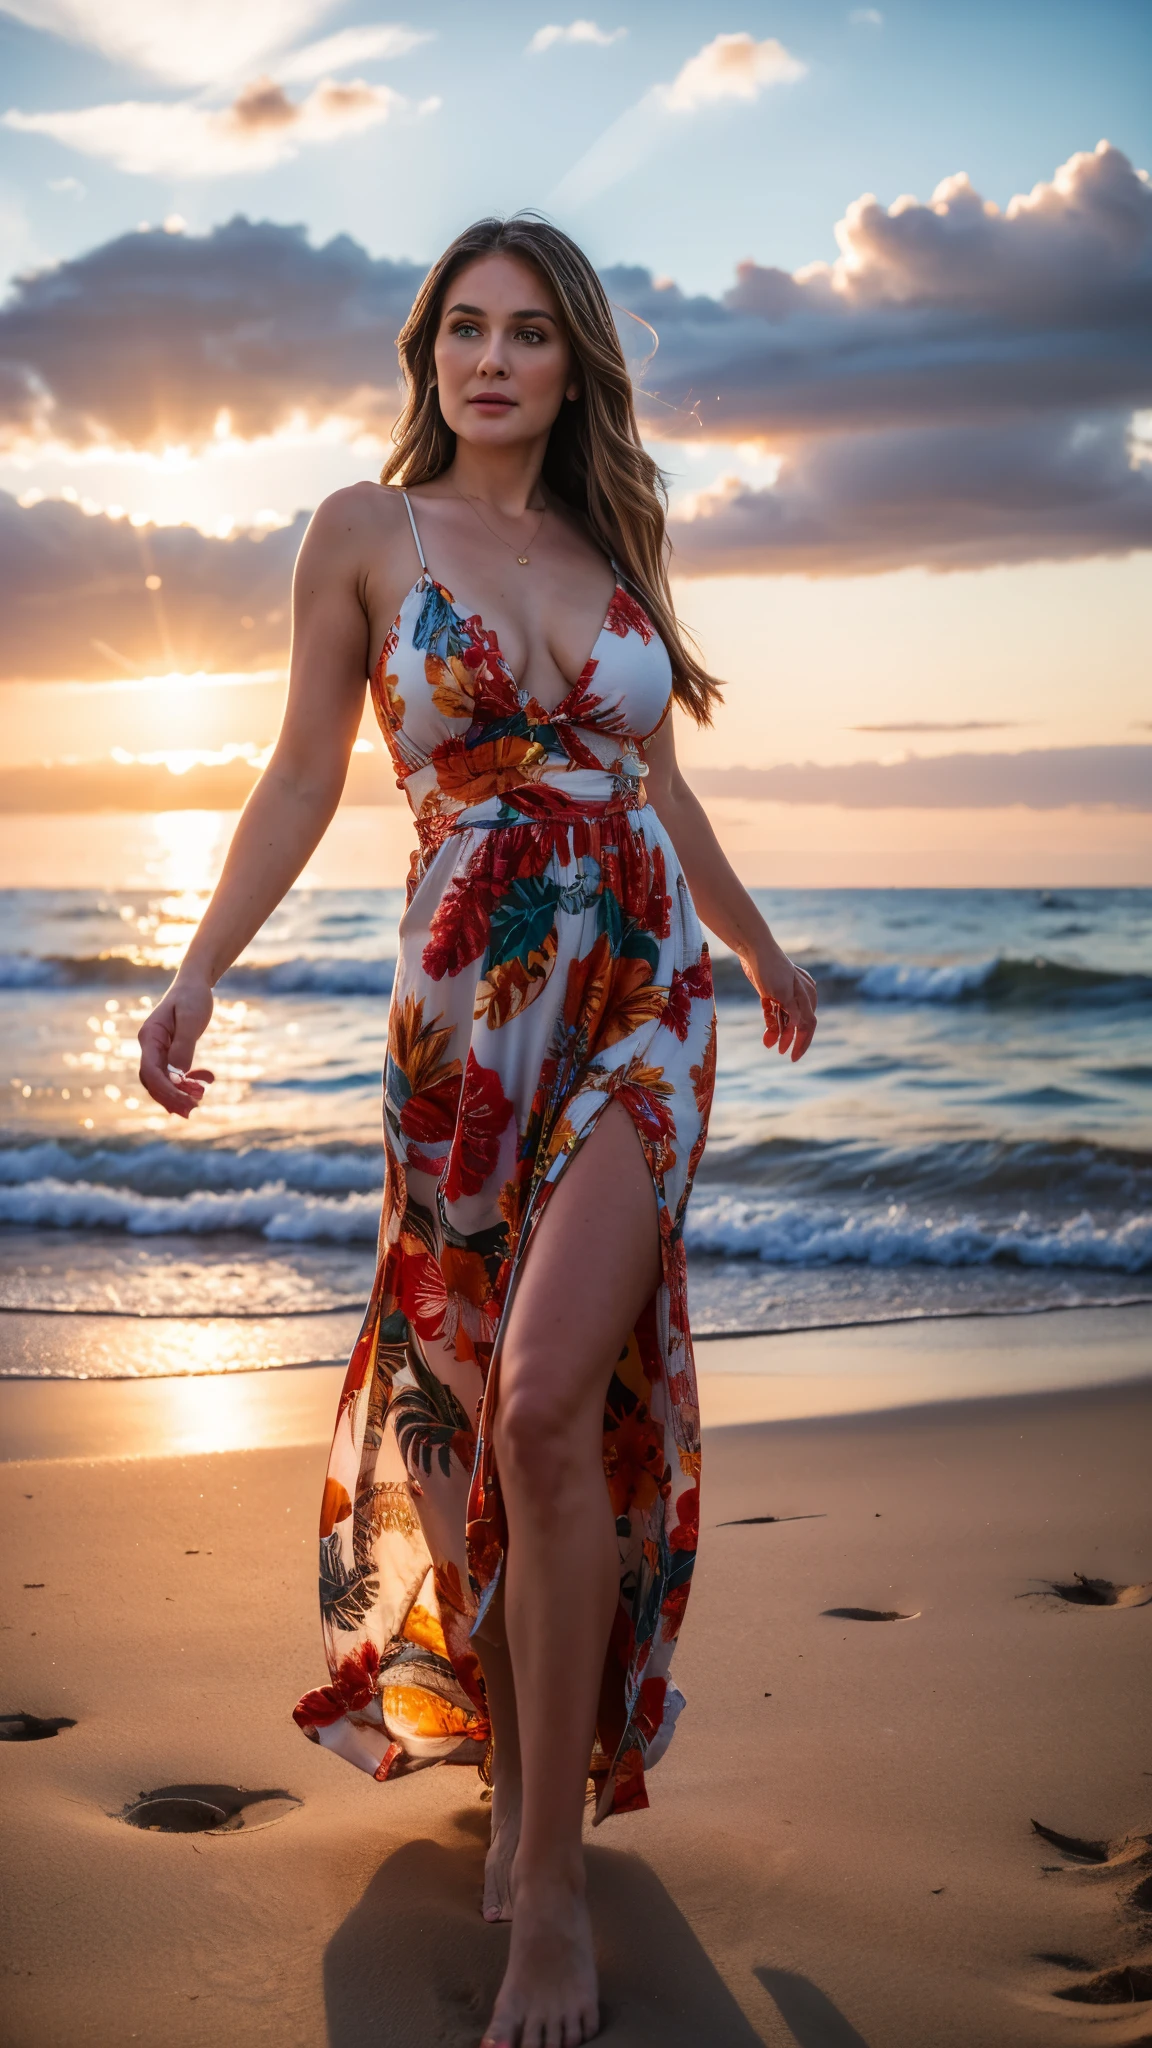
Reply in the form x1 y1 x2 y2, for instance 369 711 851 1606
138 1019 199 1118
761 1000 781 1048
775 1006 795 1056
790 1002 818 1061
167 1016 202 1072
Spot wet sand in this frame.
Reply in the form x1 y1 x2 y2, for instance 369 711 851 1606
1 1317 1150 2046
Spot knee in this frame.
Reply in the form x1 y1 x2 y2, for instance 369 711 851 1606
494 1365 584 1509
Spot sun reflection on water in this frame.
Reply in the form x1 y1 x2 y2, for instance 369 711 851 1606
145 811 230 894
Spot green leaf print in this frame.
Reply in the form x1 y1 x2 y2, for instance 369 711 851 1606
620 922 661 976
597 888 624 954
487 875 560 972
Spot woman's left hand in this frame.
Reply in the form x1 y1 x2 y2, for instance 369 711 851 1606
740 939 818 1061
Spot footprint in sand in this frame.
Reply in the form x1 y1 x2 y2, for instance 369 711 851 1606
821 1606 920 1622
121 1783 301 1835
1053 1964 1152 2004
0 1710 76 1742
1031 1817 1152 2011
716 1512 826 1528
1026 1572 1152 1608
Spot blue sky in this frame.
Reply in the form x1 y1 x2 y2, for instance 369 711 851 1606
3 1 1149 290
0 1 1149 886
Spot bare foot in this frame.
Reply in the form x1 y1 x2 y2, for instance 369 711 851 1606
481 1872 599 2047
483 1788 521 1923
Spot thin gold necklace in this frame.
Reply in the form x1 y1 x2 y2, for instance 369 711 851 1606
454 489 547 567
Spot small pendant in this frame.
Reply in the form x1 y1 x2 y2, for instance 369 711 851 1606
517 555 529 566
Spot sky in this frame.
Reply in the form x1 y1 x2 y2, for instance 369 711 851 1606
1 0 1150 887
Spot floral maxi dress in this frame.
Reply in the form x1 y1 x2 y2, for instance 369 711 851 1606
293 494 716 1820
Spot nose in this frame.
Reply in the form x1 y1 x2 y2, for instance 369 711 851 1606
476 331 510 380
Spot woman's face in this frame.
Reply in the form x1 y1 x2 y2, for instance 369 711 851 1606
432 252 579 450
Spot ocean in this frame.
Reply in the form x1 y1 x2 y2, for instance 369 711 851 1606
2 884 1150 1379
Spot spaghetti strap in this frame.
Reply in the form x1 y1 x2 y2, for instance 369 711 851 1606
399 489 427 573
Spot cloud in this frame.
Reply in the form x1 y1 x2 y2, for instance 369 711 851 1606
0 217 424 452
3 75 427 179
0 748 394 812
849 9 883 26
665 413 1152 576
689 748 1152 810
527 21 625 55
0 0 343 87
275 24 431 82
661 33 806 113
611 143 1152 442
844 733 1020 741
2 143 1149 580
550 31 804 209
0 490 303 680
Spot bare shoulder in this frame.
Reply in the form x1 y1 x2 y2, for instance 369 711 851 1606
303 481 402 553
295 482 417 606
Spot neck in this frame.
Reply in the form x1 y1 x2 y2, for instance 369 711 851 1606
446 439 550 516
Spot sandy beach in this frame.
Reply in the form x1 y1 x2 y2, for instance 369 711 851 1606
3 1311 1151 2047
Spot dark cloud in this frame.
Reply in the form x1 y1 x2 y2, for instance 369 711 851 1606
665 412 1152 575
0 749 395 812
10 745 1145 815
0 216 422 450
1 143 1149 584
616 142 1152 441
689 747 1152 810
844 733 1020 741
0 490 303 678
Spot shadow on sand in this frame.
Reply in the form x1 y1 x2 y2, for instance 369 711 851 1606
755 1966 874 2048
324 1805 769 2046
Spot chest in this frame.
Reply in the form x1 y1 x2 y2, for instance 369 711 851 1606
372 576 672 765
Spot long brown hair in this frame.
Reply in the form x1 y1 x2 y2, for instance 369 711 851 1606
380 214 722 725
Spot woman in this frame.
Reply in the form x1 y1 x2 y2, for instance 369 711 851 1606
139 216 816 2048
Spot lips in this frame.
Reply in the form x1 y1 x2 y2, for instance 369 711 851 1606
469 396 515 411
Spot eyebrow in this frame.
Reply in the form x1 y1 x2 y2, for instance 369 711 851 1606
446 302 557 322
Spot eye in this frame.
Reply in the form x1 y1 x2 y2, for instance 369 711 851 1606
514 326 547 346
449 319 481 339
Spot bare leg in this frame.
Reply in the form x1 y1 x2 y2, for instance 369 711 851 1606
481 1101 660 2048
474 1586 522 1922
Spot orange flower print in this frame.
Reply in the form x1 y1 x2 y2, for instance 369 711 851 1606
432 733 547 805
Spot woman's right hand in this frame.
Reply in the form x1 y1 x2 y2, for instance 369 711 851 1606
137 976 216 1118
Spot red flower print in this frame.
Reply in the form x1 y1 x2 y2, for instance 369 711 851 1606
635 1673 668 1745
395 1245 448 1340
659 1582 690 1642
662 955 714 1041
645 843 671 941
423 823 554 981
668 1482 699 1553
610 1746 650 1813
293 1640 381 1730
445 1051 514 1201
603 1396 664 1517
604 586 655 644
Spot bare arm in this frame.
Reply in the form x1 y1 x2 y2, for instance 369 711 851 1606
138 493 372 1115
641 714 817 1060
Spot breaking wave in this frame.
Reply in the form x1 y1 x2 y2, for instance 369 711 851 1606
2 948 1148 1007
